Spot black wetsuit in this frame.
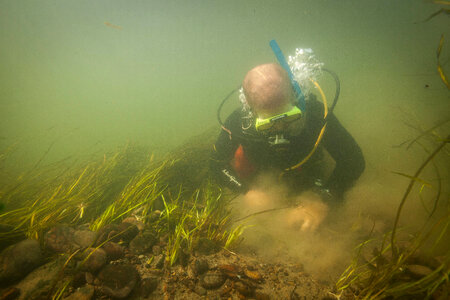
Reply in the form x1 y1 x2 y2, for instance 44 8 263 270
210 97 365 200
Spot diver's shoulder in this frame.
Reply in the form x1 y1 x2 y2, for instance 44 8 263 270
223 108 243 126
305 94 325 117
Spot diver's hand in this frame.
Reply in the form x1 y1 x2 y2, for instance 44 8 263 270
286 192 329 232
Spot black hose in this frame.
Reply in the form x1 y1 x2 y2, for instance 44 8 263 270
217 86 240 127
322 68 340 119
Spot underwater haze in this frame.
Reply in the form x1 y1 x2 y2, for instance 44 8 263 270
0 0 449 172
1 0 449 290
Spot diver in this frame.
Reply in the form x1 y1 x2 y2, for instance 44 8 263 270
210 50 365 230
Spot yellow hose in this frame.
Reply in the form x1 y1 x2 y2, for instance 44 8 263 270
283 79 328 173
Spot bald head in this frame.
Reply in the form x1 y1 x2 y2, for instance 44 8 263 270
242 63 294 116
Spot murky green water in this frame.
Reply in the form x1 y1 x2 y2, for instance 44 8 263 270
0 2 449 292
0 0 448 175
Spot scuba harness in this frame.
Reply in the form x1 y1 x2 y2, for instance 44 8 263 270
216 40 341 173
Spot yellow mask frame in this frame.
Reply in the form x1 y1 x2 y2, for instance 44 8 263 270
255 105 303 131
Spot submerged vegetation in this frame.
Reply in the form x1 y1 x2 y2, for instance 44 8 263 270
0 129 245 266
336 4 450 297
0 124 447 299
336 132 449 298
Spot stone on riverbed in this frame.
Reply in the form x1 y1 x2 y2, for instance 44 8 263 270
0 239 42 286
97 264 140 298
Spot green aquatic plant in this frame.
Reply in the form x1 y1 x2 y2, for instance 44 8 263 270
336 135 449 299
160 183 245 266
0 128 246 272
89 157 172 231
337 213 449 299
420 1 450 89
0 143 150 242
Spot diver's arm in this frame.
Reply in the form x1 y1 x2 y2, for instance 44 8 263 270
322 113 365 199
210 111 247 192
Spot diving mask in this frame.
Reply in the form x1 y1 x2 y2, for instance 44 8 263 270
255 105 302 132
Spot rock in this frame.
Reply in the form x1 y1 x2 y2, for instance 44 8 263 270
62 284 94 300
129 231 157 255
14 258 64 300
406 264 433 279
82 248 107 273
116 222 139 243
72 272 87 288
0 239 42 285
218 264 239 278
234 280 253 297
189 258 209 278
244 269 263 282
152 245 162 256
0 287 20 300
193 259 209 275
187 265 196 279
97 264 139 298
102 242 124 261
147 210 161 223
95 223 137 245
194 285 207 296
44 225 75 253
200 271 226 290
72 230 97 249
122 217 145 231
152 254 165 269
95 224 119 245
218 279 232 297
85 272 94 284
254 291 271 300
76 223 91 231
140 277 158 297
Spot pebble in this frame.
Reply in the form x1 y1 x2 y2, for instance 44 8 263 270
193 259 209 275
194 286 207 296
122 217 145 231
82 248 107 273
97 264 139 299
72 230 97 249
219 279 232 296
200 271 226 290
152 245 162 255
406 264 433 279
44 226 75 253
140 277 158 298
153 254 165 269
62 285 94 300
85 272 94 284
102 242 124 261
116 222 139 242
0 287 20 300
129 231 157 255
254 291 271 300
234 281 253 297
244 269 262 282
